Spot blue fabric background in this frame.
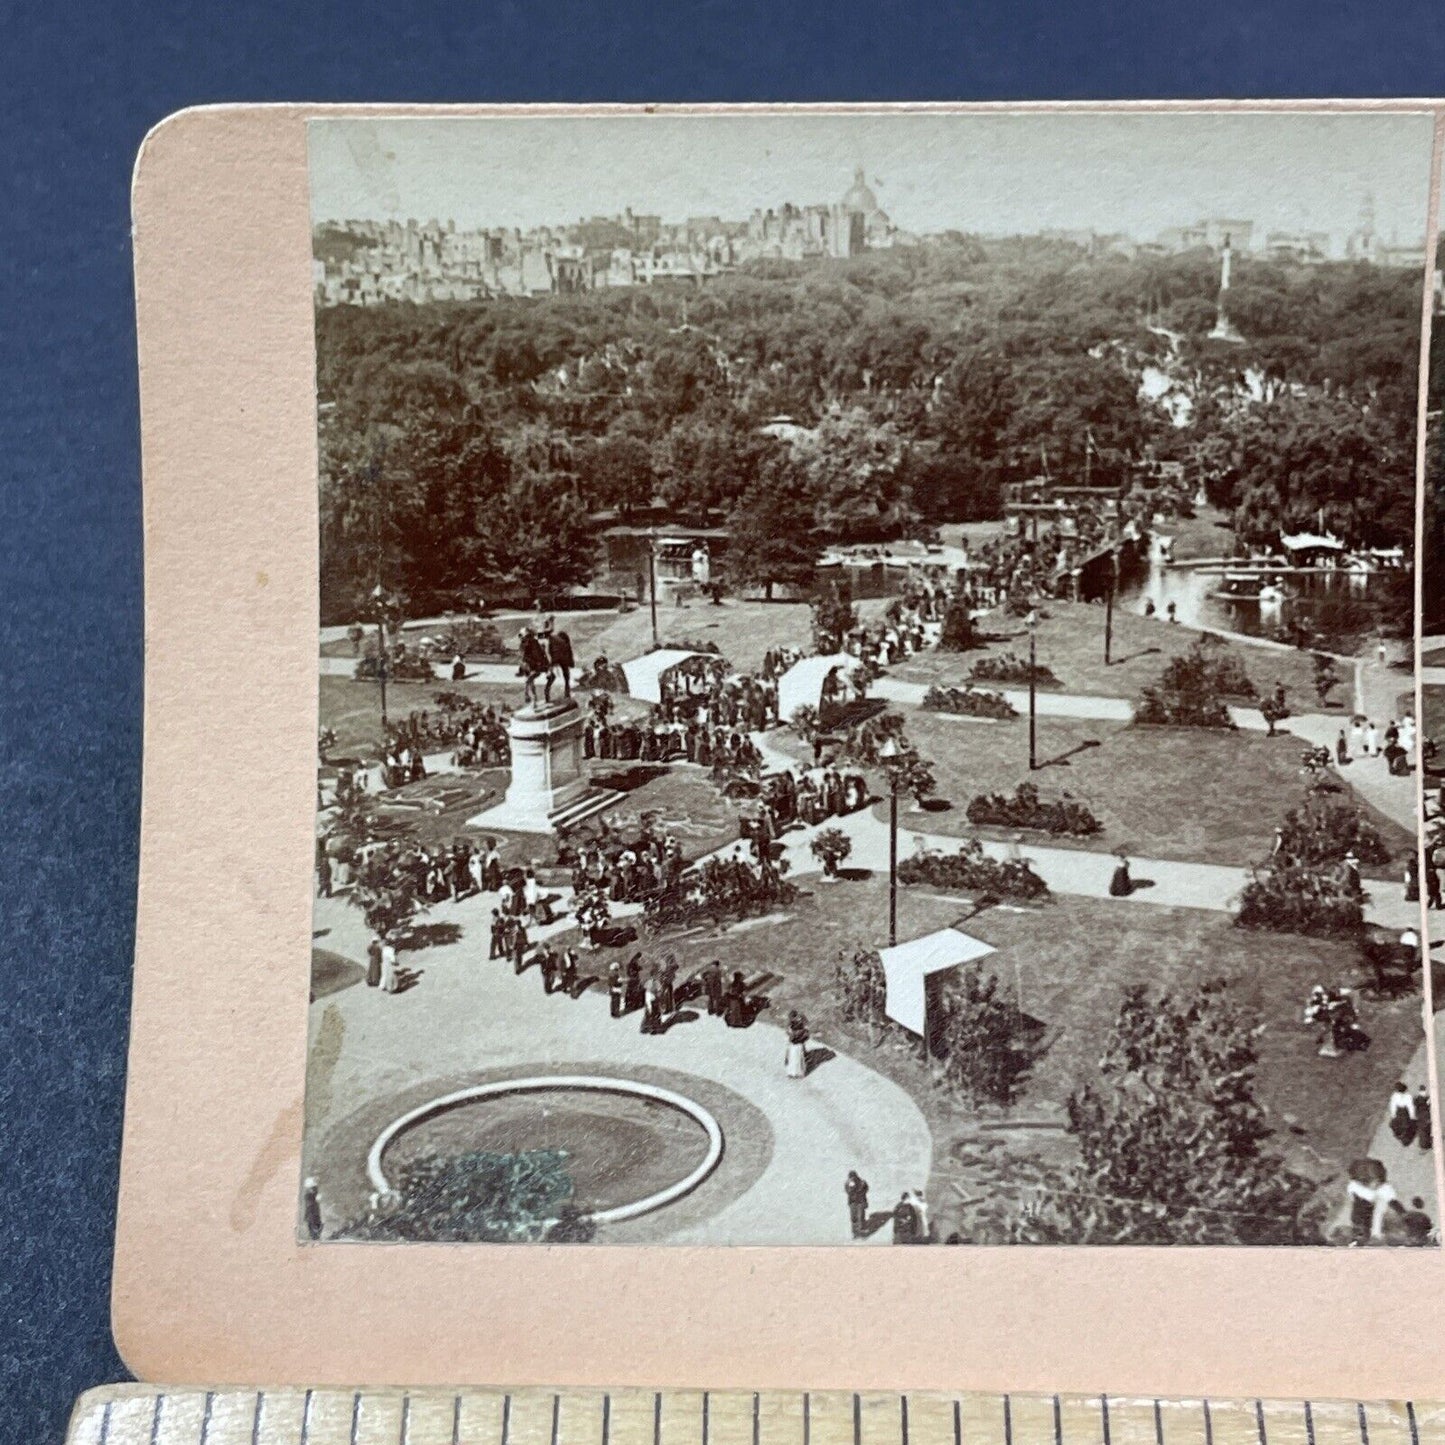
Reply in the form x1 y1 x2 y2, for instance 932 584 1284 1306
2 4 1443 1440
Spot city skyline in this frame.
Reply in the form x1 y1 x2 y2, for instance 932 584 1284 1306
310 110 1438 244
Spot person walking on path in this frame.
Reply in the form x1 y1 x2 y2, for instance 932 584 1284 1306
511 920 529 975
608 960 624 1018
379 938 398 994
660 957 677 1018
845 1171 869 1238
785 1011 809 1079
892 1192 919 1244
1415 1086 1434 1151
1388 1082 1417 1148
366 935 382 989
1365 720 1380 757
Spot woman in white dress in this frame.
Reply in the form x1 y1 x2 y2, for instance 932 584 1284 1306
379 938 398 994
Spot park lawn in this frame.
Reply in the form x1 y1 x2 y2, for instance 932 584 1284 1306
580 596 815 673
812 707 1412 871
320 607 632 661
654 879 1422 1237
890 599 1327 706
320 674 526 761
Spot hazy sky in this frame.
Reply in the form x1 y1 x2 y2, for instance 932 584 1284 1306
309 110 1438 244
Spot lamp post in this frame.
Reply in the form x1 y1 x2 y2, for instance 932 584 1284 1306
1104 547 1118 666
879 736 901 947
1026 605 1039 771
370 583 394 731
648 530 659 650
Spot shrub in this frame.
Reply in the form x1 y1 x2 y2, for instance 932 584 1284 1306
1275 797 1393 868
789 703 821 741
968 652 1060 687
355 647 434 682
898 839 1050 902
965 781 1102 837
831 944 891 1044
1312 653 1342 707
922 684 1017 720
935 966 1041 1107
1259 683 1290 737
1235 862 1364 937
811 577 858 654
1133 642 1237 728
431 618 507 659
644 855 797 932
809 826 853 877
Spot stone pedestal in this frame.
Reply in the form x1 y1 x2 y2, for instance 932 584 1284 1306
467 699 613 834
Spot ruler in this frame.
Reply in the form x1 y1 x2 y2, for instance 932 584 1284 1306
62 1389 1445 1445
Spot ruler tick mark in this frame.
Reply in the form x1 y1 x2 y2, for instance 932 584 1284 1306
1256 1400 1267 1445
453 1396 462 1445
1102 1396 1111 1445
654 1392 662 1445
200 1392 216 1445
1203 1401 1213 1445
804 1393 811 1445
402 1393 412 1445
1407 1403 1420 1445
1053 1396 1063 1445
351 1393 362 1445
150 1394 164 1445
302 1389 315 1445
704 1392 710 1445
1358 1403 1370 1445
252 1392 265 1445
1000 1397 1008 1445
901 1394 909 1445
753 1392 760 1445
99 1400 113 1445
603 1395 612 1445
1154 1401 1164 1445
552 1394 561 1445
853 1393 861 1445
1304 1402 1315 1445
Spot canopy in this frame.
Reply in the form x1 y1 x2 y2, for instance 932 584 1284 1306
776 652 860 723
1279 531 1344 553
879 927 996 1036
619 649 714 705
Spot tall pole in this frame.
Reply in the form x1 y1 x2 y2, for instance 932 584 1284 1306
648 534 659 650
376 614 389 730
1028 616 1038 771
888 783 898 947
1104 551 1116 666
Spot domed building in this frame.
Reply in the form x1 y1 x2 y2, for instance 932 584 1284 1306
827 166 893 257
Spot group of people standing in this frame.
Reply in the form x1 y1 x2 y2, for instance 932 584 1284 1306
1336 714 1417 777
603 953 759 1034
844 1171 936 1244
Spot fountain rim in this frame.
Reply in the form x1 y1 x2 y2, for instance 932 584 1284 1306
366 1074 725 1225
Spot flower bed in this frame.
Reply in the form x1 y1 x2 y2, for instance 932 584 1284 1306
965 781 1102 838
898 839 1049 902
968 651 1060 687
921 684 1017 720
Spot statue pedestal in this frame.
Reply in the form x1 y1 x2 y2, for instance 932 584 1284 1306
467 699 614 834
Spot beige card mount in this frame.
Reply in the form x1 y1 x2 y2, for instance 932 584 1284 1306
121 102 1445 1398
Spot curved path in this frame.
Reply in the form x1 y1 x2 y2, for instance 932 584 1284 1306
307 886 932 1245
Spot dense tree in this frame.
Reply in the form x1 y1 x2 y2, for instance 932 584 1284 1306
1006 979 1323 1245
477 470 600 603
723 456 820 600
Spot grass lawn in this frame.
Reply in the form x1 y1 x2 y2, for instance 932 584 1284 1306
1159 507 1239 561
649 878 1424 1240
579 596 815 673
892 599 1327 705
320 674 526 761
320 607 630 661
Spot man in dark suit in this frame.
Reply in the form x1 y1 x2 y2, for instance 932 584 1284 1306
845 1171 869 1238
701 959 724 1016
548 627 574 698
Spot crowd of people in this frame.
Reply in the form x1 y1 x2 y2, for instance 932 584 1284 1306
381 699 512 781
562 823 687 907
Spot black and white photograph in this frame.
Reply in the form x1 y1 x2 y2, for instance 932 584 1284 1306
301 110 1442 1247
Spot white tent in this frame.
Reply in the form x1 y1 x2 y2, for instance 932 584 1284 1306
776 652 861 723
619 649 714 705
879 927 996 1036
